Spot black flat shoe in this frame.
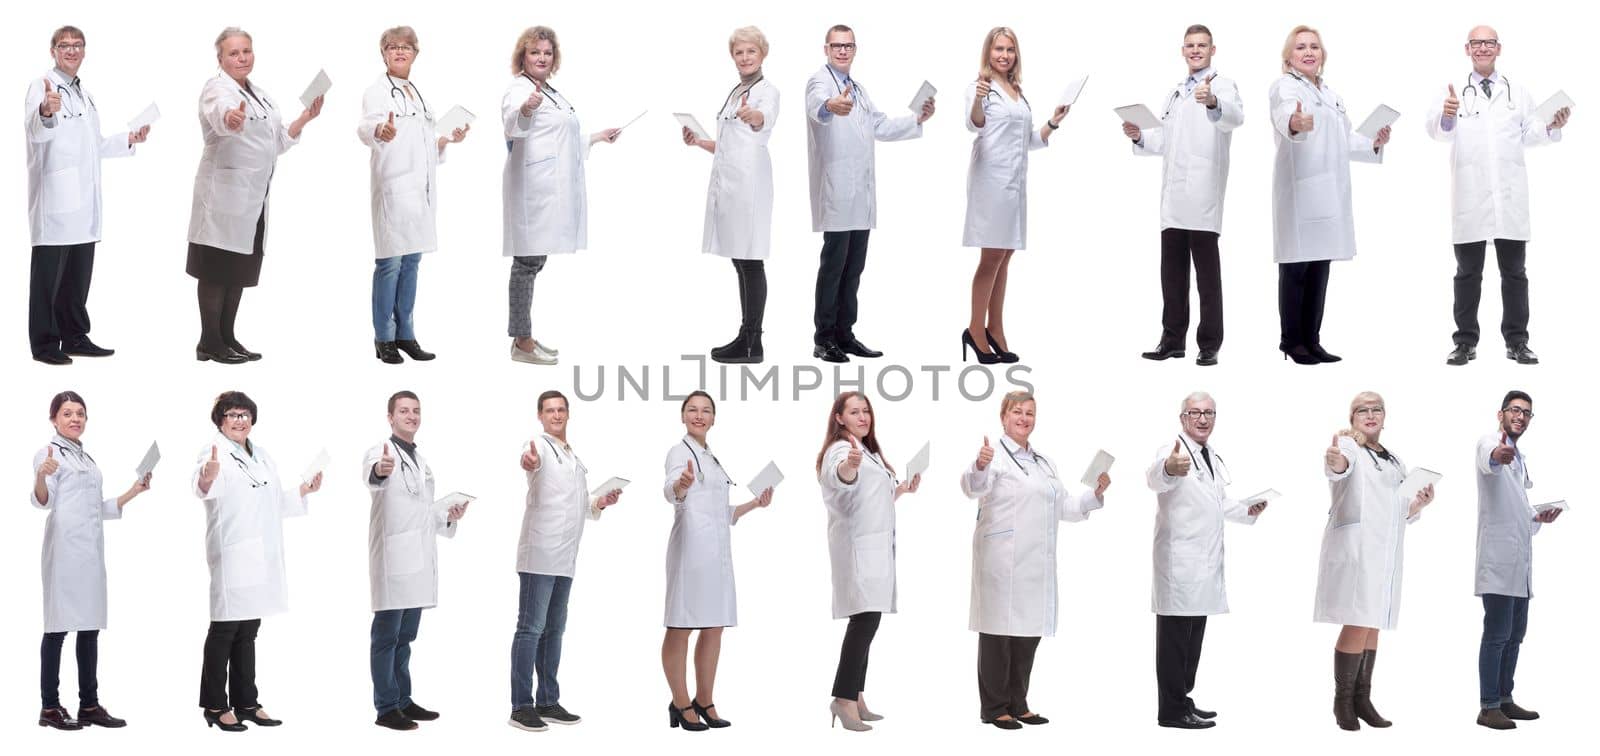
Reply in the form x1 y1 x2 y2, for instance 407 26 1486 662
1158 712 1216 729
1506 344 1539 365
401 702 439 721
375 709 417 730
1307 344 1342 363
375 341 404 364
1282 346 1320 365
394 339 436 361
1196 350 1218 366
76 705 127 728
962 330 1000 364
813 342 848 363
985 330 1019 363
1190 706 1217 720
202 708 246 732
1017 714 1050 725
1446 344 1476 365
39 707 82 730
33 350 73 365
226 340 263 361
840 337 883 359
668 702 709 731
196 347 249 365
62 338 114 357
692 699 731 728
985 717 1023 730
1141 344 1185 360
234 706 281 727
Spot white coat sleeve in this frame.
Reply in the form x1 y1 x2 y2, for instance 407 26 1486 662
963 81 984 133
24 78 57 142
1212 78 1245 133
869 94 922 142
273 114 299 156
356 85 388 149
270 454 308 518
1132 124 1164 156
200 80 242 139
1348 125 1382 164
1058 488 1103 522
806 74 832 125
1146 447 1180 493
363 444 387 491
587 494 604 520
1325 436 1356 482
663 444 692 504
192 445 227 501
818 442 857 499
1028 115 1048 151
95 92 133 158
502 82 536 139
434 491 458 539
29 446 56 509
748 85 779 140
961 461 995 498
1269 80 1308 143
1519 90 1558 146
1221 495 1258 524
1424 87 1456 142
1475 435 1500 476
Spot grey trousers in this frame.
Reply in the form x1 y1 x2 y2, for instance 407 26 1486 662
507 255 549 338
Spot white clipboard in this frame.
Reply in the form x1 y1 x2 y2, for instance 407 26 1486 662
1080 450 1114 487
1355 104 1400 140
908 80 936 111
299 69 332 109
748 461 783 495
1114 104 1161 130
674 113 710 141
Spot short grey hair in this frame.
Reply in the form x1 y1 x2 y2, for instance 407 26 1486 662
729 26 769 56
380 26 419 54
214 27 252 55
1180 391 1214 414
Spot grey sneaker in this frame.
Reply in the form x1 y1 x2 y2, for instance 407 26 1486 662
537 703 582 725
509 707 548 732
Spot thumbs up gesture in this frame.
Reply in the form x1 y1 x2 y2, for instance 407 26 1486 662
1290 100 1315 133
520 439 540 472
376 443 395 478
38 446 60 478
201 445 222 486
976 436 995 471
40 78 61 117
974 77 992 101
736 91 763 128
522 86 544 116
1443 84 1460 119
844 435 864 474
1164 440 1192 477
674 459 696 499
1325 434 1348 473
826 82 855 116
225 99 248 132
376 112 397 142
1194 74 1217 107
1491 432 1516 465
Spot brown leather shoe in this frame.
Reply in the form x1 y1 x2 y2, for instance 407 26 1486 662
1501 701 1541 720
77 705 128 728
38 707 82 730
1477 707 1516 730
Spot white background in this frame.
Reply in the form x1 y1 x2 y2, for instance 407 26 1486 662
3 1 1593 754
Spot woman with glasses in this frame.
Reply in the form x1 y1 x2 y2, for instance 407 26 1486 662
963 391 1109 729
32 391 152 730
359 26 469 364
659 391 773 730
186 27 323 364
192 391 323 731
1314 391 1434 730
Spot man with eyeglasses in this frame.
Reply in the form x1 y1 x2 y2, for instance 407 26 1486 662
1473 390 1561 729
1144 391 1267 729
806 24 935 363
364 390 468 730
1426 27 1571 366
24 25 151 365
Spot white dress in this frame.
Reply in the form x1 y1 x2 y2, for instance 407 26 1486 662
661 436 738 628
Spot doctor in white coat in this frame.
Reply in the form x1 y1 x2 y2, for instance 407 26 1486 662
508 389 622 732
185 27 323 365
1144 392 1264 729
31 391 150 730
502 26 621 366
963 391 1108 730
365 391 467 730
1427 27 1570 367
192 391 323 731
1314 391 1433 731
359 26 468 365
817 391 920 731
1473 390 1560 729
1270 26 1389 365
24 25 148 365
962 27 1067 365
659 391 772 730
1124 25 1244 366
684 27 778 365
805 24 932 364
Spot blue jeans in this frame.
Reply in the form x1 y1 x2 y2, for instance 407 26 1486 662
372 253 421 341
1479 593 1530 708
371 608 423 714
510 572 572 710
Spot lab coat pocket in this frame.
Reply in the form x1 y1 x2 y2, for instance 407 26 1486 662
221 537 268 588
43 167 82 215
852 533 892 596
1326 522 1361 563
1293 173 1339 223
381 185 428 234
209 168 255 217
384 529 425 576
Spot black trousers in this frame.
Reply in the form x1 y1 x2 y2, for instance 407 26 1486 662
200 619 261 710
1155 615 1207 720
977 633 1041 721
1159 229 1223 351
41 630 98 710
28 242 96 356
731 258 767 332
1277 261 1331 350
831 611 881 699
1452 239 1530 347
813 230 871 344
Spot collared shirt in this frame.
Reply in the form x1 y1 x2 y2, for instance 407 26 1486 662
816 64 852 121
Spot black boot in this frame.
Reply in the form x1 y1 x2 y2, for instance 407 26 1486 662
1334 650 1361 731
1353 649 1391 727
711 328 763 364
375 341 404 364
710 330 744 361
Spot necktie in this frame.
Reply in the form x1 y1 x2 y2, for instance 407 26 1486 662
1481 78 1493 98
1200 447 1215 477
404 83 415 102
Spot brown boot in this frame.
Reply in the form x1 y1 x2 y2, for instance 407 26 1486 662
1353 649 1392 727
1334 650 1361 731
1500 700 1540 720
1477 707 1516 730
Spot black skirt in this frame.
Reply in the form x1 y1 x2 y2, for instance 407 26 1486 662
186 211 266 287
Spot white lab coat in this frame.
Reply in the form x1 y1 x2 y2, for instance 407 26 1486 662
1424 73 1560 244
24 70 134 246
357 75 445 259
1269 74 1381 264
365 441 457 612
820 440 899 619
1131 69 1244 233
702 79 778 260
1473 433 1542 598
502 77 587 257
187 76 299 254
192 434 308 622
963 82 1048 250
962 435 1101 637
1313 436 1417 630
516 434 604 577
661 436 738 628
1145 435 1257 616
805 66 923 232
32 435 122 632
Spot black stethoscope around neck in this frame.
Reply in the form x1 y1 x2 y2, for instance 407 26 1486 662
1177 435 1228 484
720 74 763 120
999 436 1056 479
387 73 429 118
1460 74 1514 117
1285 70 1341 112
232 79 273 121
50 438 96 466
521 73 573 113
681 438 732 486
1162 69 1218 119
48 75 94 118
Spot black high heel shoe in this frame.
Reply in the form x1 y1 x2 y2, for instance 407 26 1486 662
203 708 246 732
962 330 1000 364
985 330 1020 363
1307 344 1342 363
233 706 282 727
668 702 708 731
1281 346 1320 365
691 699 731 728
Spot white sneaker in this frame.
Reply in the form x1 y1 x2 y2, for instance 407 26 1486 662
511 342 557 365
532 339 559 358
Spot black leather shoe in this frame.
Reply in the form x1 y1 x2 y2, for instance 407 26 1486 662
1307 344 1342 363
375 709 417 730
1446 344 1476 365
985 717 1023 730
839 337 882 358
1141 344 1185 361
196 347 248 365
1017 714 1050 725
234 706 282 726
62 338 114 357
1282 346 1320 365
691 699 731 728
401 703 439 721
1196 350 1218 366
375 341 404 364
1190 706 1217 720
1500 701 1541 720
394 339 436 361
814 342 849 363
202 708 246 732
962 330 1001 364
1506 344 1539 365
33 350 73 365
76 705 127 728
985 330 1019 363
226 340 263 361
1158 712 1216 729
39 707 82 730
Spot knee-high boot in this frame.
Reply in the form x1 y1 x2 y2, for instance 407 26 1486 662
1353 649 1391 727
1334 650 1361 731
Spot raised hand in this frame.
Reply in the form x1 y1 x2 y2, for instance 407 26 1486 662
974 77 992 100
1122 121 1142 141
1248 501 1269 516
754 487 773 507
896 472 922 496
1373 124 1392 149
976 436 995 471
38 446 60 477
1164 440 1191 477
200 445 222 487
1443 84 1460 119
1094 472 1112 499
520 439 540 472
376 443 395 478
1290 101 1315 133
1490 432 1516 465
522 87 544 116
736 92 763 128
129 125 151 145
598 489 622 509
1549 106 1571 131
918 94 935 124
1194 73 1216 107
844 435 863 474
40 79 62 117
827 82 855 116
377 112 396 142
1325 434 1347 473
675 459 696 499
300 471 323 496
225 100 248 132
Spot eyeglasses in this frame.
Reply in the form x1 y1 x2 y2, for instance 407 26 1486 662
1502 406 1534 418
384 44 416 54
1467 39 1500 49
1181 410 1217 419
1353 406 1386 417
828 43 857 52
223 411 254 422
54 43 85 52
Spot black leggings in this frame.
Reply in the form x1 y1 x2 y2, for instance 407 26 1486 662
731 259 767 332
831 611 881 700
41 630 98 710
197 282 247 351
200 619 261 710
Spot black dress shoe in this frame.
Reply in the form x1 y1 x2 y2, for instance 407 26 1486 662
62 338 114 357
1196 350 1218 366
1017 714 1050 725
401 702 439 721
39 707 82 730
1141 344 1185 360
1158 712 1216 729
1190 706 1217 720
394 339 436 361
1506 344 1539 365
691 699 731 728
1307 344 1342 363
1281 346 1320 365
984 717 1023 730
234 706 282 726
375 709 417 730
962 330 1001 364
226 340 263 361
375 341 404 364
985 330 1019 363
196 347 249 365
76 705 127 727
813 342 849 363
839 337 883 358
202 708 246 732
1446 344 1476 365
33 350 73 365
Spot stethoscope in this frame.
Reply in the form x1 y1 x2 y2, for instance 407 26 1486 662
1161 69 1218 120
1360 444 1402 474
50 76 94 119
856 443 899 487
541 437 588 473
999 436 1058 480
521 73 574 114
681 439 733 487
49 438 97 467
228 449 270 489
391 444 423 496
1286 70 1344 114
234 81 273 121
1460 74 1514 118
387 73 429 120
1177 435 1230 485
981 76 1031 109
719 74 763 121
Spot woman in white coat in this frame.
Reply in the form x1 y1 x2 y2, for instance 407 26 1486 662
962 391 1108 729
359 26 469 365
683 27 778 365
817 391 920 731
961 27 1067 365
185 28 323 364
659 391 772 731
31 391 151 730
1314 391 1433 730
192 391 323 731
1270 26 1389 365
502 26 621 366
